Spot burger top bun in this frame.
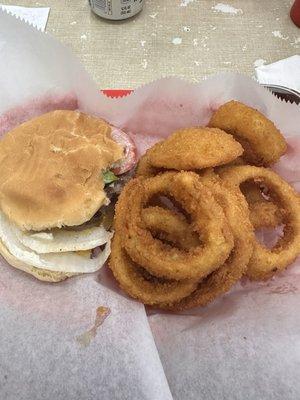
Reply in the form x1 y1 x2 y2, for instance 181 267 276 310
0 110 123 231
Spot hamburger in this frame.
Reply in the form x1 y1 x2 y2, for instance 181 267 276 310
0 110 136 282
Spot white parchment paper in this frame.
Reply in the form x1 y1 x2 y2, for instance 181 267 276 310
0 5 50 31
0 9 299 400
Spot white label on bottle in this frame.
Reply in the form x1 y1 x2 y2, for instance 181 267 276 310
90 0 144 20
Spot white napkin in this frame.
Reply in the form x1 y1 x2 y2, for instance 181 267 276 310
255 55 300 92
0 4 50 31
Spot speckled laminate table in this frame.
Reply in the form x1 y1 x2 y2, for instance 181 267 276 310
2 0 300 88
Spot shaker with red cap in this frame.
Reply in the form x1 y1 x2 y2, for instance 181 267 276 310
291 0 300 27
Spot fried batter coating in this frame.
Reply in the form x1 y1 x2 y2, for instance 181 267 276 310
122 172 234 280
220 165 300 280
110 99 297 309
142 206 199 250
241 181 284 229
144 127 243 171
162 174 254 310
110 234 198 306
135 148 159 178
209 101 287 166
110 182 198 305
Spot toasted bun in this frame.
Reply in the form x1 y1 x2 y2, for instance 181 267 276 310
0 240 76 282
0 111 123 231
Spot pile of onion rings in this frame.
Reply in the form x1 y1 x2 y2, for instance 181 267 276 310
110 101 300 310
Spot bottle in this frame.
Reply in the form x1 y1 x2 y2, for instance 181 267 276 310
291 0 300 27
89 0 144 21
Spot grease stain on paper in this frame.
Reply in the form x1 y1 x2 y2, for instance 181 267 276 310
212 3 243 15
76 306 111 348
172 37 182 45
268 283 298 295
241 279 300 296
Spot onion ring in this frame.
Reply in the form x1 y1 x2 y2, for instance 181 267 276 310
241 181 284 229
248 201 284 229
162 174 254 310
109 233 198 306
110 182 198 305
122 172 234 280
142 206 199 250
135 149 159 178
147 128 243 171
219 165 300 280
209 101 287 166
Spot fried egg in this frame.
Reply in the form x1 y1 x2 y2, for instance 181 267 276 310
0 211 112 273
